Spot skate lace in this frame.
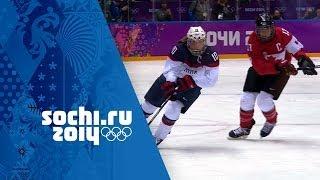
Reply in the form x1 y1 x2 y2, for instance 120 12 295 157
261 123 274 132
234 127 247 135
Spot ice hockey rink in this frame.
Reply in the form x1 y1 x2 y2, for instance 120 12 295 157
125 58 320 180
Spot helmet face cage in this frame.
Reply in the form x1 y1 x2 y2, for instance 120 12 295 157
187 39 206 56
187 26 207 56
256 25 275 42
256 13 275 42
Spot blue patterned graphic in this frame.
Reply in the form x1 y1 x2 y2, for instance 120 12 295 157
56 14 98 76
0 0 169 179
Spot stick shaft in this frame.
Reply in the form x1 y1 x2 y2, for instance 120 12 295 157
148 96 171 125
297 65 320 70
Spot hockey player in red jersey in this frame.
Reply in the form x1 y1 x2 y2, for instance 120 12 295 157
141 26 220 145
229 13 318 139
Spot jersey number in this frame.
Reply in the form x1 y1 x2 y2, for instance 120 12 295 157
171 46 178 55
281 28 290 36
211 52 219 61
247 44 252 52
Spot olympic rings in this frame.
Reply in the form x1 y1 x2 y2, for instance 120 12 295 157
100 126 132 142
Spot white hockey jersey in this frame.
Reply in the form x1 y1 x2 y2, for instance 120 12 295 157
163 43 219 88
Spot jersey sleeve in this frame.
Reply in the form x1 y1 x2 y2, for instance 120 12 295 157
168 44 186 62
193 66 219 88
204 47 220 68
247 34 264 61
285 35 306 59
162 58 183 82
163 45 185 82
277 27 293 46
278 27 306 58
192 48 219 88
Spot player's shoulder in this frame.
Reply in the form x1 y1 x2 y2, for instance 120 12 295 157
275 26 291 34
202 46 219 67
169 43 189 61
175 43 189 52
248 31 259 44
204 46 218 54
275 26 293 44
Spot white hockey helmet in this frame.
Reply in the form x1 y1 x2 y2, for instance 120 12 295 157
186 26 207 56
187 26 206 41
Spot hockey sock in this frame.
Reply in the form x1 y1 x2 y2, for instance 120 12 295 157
154 115 176 140
141 100 157 118
262 107 277 124
240 109 255 128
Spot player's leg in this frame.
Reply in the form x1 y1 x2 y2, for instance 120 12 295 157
154 86 201 145
256 91 277 137
154 100 184 145
229 67 260 139
141 74 170 118
141 100 158 118
258 72 290 137
229 92 258 138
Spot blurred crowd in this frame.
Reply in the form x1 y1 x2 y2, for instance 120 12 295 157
98 0 320 22
302 6 320 19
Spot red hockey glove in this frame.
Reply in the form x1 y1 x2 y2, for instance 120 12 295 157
276 59 298 76
176 75 197 92
160 81 176 97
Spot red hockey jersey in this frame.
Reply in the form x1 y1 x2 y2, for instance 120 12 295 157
247 27 305 75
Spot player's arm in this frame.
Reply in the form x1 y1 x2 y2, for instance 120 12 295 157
194 66 219 88
163 45 184 82
163 57 183 82
193 51 219 88
283 30 308 60
160 45 184 97
283 29 317 75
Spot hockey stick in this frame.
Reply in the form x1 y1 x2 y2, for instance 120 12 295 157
297 65 320 70
148 95 172 126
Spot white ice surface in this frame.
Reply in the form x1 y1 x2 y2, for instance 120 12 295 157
125 59 320 180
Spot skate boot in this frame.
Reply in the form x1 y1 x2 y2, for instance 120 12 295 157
155 137 164 145
228 119 255 139
260 122 276 138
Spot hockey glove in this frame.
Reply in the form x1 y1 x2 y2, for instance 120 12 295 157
297 56 318 75
170 75 198 102
176 75 197 93
160 81 176 97
276 59 298 76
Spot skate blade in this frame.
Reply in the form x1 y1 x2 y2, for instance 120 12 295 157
227 135 248 140
259 135 270 139
156 139 163 146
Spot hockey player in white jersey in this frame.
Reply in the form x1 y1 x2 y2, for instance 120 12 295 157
141 26 220 145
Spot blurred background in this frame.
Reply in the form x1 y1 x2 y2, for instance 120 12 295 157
98 0 320 60
98 0 320 22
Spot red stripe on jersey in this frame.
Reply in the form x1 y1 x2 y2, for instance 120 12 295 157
183 60 219 68
293 50 306 60
206 61 220 67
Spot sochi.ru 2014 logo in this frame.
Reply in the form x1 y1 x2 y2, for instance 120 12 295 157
42 107 133 145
